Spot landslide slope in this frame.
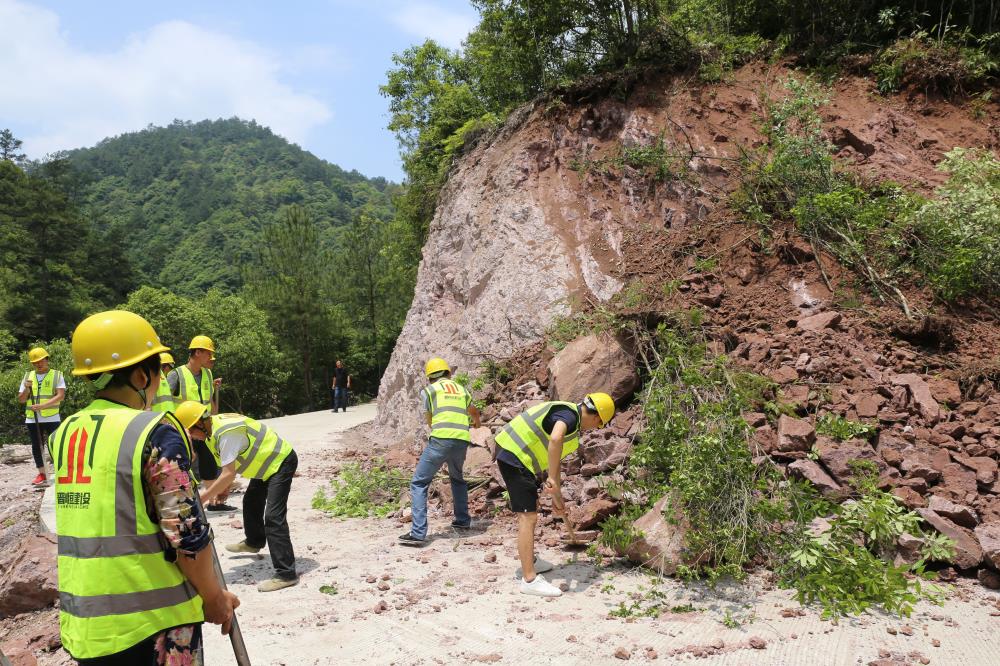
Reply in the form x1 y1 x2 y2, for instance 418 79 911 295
377 61 1000 447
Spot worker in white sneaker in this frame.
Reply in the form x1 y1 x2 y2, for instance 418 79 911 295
399 358 481 546
494 392 615 597
175 401 299 592
150 352 176 413
49 311 238 663
17 347 65 487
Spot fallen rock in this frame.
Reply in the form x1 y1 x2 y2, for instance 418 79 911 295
973 522 1000 569
614 646 632 660
796 311 842 332
569 497 619 529
917 509 983 569
777 415 815 453
484 551 497 563
817 437 894 486
548 334 638 403
622 495 703 575
952 453 998 485
580 437 631 475
927 496 978 528
748 636 767 650
891 374 940 424
0 532 58 616
928 377 962 406
978 568 1000 589
787 459 843 497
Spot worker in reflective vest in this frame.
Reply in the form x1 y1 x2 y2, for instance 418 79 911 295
50 311 238 663
494 392 615 597
150 352 176 414
17 347 65 486
399 358 481 547
175 401 299 593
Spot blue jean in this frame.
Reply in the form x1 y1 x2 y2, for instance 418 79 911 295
409 437 470 540
332 387 348 411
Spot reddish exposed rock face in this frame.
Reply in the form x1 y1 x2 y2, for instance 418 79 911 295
0 533 57 617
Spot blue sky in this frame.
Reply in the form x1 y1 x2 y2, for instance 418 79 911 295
0 0 480 181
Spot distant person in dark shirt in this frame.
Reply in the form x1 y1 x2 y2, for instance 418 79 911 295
330 359 351 412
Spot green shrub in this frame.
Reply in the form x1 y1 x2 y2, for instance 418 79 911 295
815 413 876 441
873 34 998 95
312 460 409 518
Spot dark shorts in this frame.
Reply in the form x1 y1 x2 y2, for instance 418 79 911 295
191 439 219 481
497 458 541 513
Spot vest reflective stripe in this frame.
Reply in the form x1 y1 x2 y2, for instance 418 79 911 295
495 402 581 475
25 370 62 419
60 580 199 618
208 414 292 481
425 380 472 442
52 402 203 659
150 372 175 413
58 533 164 558
175 366 212 406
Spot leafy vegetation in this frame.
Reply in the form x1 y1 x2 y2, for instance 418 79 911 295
815 413 876 441
311 460 410 518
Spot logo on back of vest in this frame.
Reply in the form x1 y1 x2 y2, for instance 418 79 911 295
58 427 94 486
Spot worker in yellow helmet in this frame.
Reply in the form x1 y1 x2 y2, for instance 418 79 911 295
399 358 481 546
149 352 176 413
167 336 231 511
494 391 615 597
49 311 238 663
17 346 65 486
175 401 299 592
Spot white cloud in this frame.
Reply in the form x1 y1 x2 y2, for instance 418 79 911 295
389 2 477 50
0 0 332 157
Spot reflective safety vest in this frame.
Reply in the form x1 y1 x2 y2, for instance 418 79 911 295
423 379 472 443
173 365 213 406
49 400 203 659
150 371 175 413
24 370 63 419
494 401 580 475
206 413 292 481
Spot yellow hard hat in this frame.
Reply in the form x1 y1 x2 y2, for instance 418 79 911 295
425 357 450 378
70 311 169 376
189 335 215 353
28 347 49 363
585 392 616 425
175 400 210 429
160 352 175 366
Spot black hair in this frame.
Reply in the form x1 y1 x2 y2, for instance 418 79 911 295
104 354 161 389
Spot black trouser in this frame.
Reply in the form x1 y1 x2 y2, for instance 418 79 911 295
190 438 219 482
26 421 59 468
244 450 298 580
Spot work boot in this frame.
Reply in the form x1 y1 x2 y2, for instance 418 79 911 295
398 532 425 547
31 473 46 487
258 577 299 592
519 574 562 597
226 540 262 554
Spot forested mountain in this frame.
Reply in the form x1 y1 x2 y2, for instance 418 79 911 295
62 118 395 296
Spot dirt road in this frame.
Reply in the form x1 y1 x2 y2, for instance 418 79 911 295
200 406 1000 665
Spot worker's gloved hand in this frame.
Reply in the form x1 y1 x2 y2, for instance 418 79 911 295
204 589 241 634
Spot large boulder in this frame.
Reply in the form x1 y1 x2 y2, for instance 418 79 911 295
917 508 983 569
776 415 815 453
816 437 896 487
547 334 638 403
622 495 704 575
974 522 1000 570
0 532 58 616
787 459 843 497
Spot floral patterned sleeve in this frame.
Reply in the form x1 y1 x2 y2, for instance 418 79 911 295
142 423 211 557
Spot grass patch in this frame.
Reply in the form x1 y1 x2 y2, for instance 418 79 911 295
312 459 409 518
873 34 998 96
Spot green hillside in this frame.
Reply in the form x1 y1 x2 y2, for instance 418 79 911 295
63 118 395 296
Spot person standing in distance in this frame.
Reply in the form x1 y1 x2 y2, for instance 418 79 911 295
49 311 238 664
17 347 65 486
330 359 350 413
149 352 176 414
494 392 615 597
399 358 481 546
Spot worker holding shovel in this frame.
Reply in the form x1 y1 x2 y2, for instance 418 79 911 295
494 392 615 597
49 311 239 664
16 347 65 487
175 401 300 593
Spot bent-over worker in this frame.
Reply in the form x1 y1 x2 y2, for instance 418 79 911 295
50 311 238 664
495 392 615 597
399 358 481 546
175 401 300 592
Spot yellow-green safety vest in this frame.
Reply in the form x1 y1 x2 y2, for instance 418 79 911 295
206 413 292 481
173 365 213 406
150 371 175 413
24 370 63 419
494 401 581 475
49 399 203 659
423 378 472 443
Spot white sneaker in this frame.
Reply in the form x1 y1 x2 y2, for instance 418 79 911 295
515 557 555 579
520 574 562 597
